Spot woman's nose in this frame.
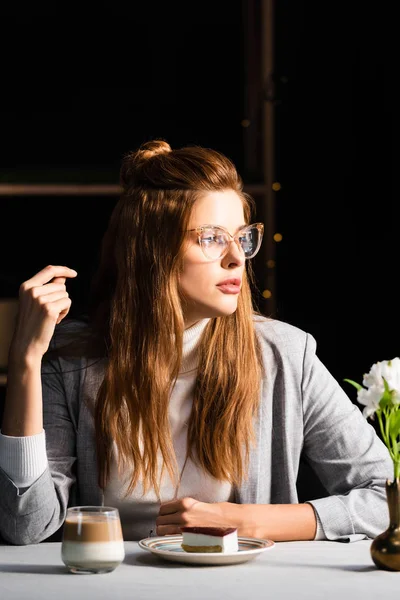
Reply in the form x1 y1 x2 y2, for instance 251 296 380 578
221 238 245 267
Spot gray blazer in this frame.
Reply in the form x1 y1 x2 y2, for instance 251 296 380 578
0 316 392 544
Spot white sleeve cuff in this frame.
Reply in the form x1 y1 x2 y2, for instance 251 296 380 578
314 510 326 540
306 501 327 540
0 429 48 488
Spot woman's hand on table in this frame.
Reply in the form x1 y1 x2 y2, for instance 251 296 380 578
155 497 242 536
156 498 318 540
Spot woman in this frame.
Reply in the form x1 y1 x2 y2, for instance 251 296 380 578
0 140 391 545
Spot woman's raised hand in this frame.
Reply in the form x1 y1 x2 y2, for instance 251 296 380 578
9 265 78 362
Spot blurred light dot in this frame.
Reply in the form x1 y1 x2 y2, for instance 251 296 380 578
273 233 283 242
262 289 272 299
267 259 276 268
241 119 251 127
272 182 281 191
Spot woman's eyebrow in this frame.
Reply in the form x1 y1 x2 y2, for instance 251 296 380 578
212 223 247 231
215 223 248 234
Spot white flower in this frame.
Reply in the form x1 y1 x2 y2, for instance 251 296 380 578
360 358 400 409
357 386 385 418
363 358 400 392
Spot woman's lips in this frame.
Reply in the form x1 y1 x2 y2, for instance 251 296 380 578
216 283 241 294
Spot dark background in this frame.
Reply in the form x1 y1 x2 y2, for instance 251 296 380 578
0 1 396 391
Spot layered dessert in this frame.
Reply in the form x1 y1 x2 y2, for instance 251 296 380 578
62 513 125 573
181 526 239 553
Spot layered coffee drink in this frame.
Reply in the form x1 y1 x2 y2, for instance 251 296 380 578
61 506 125 574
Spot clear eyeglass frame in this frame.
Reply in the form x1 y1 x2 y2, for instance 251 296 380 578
186 222 264 260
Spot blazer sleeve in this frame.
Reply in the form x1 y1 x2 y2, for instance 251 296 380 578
301 333 393 541
0 354 77 545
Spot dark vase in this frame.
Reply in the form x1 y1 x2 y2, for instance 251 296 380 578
371 478 400 571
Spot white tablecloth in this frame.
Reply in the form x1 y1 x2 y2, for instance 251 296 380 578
0 540 398 600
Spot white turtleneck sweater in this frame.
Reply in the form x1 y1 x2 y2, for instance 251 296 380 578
103 318 234 540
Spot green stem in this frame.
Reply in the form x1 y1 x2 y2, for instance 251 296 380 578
385 407 391 445
392 409 400 464
377 411 395 462
376 410 388 446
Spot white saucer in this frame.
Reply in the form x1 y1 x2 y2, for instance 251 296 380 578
138 534 275 565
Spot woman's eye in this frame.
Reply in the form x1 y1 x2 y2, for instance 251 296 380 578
203 235 225 245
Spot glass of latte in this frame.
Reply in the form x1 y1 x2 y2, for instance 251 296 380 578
61 506 125 574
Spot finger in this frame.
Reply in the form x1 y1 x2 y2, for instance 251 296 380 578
43 297 72 322
36 290 70 305
156 513 183 527
56 305 72 324
23 265 77 290
30 283 68 298
159 501 181 516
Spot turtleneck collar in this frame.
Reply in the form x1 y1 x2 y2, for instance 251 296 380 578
180 318 211 374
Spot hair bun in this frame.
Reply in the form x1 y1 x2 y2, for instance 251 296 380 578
137 140 172 160
120 139 173 191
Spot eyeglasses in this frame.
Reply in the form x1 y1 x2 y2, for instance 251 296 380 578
186 222 264 260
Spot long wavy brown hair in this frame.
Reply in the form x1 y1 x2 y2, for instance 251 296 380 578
89 139 264 498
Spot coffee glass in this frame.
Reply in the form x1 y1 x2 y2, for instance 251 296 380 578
61 506 125 574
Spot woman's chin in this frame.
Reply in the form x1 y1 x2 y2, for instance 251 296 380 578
183 296 239 324
208 299 239 318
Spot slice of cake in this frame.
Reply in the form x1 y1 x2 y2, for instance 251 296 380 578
180 526 239 553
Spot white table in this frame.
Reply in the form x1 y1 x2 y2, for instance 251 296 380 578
0 540 398 600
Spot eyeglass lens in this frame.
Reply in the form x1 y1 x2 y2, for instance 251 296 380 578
199 225 262 260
